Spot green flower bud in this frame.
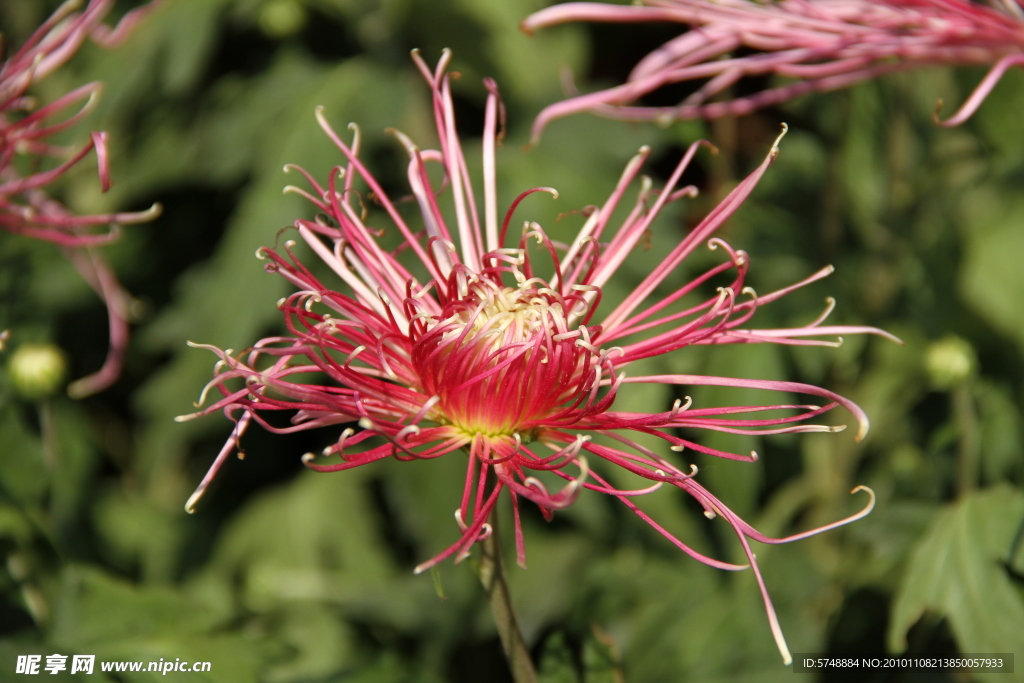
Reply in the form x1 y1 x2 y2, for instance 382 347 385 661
258 0 306 39
924 335 976 390
8 343 67 400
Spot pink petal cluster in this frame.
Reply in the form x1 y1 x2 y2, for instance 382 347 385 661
1 0 160 397
523 0 1024 139
180 51 896 663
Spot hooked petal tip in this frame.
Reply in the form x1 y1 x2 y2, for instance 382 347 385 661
849 485 876 514
184 489 203 514
854 415 870 442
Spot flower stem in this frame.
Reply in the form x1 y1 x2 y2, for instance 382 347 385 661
39 401 59 470
477 523 537 683
952 382 979 497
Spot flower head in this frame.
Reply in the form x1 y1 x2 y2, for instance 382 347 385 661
181 50 896 664
1 0 161 396
523 0 1024 139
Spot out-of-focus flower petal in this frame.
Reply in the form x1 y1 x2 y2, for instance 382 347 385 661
523 0 1024 138
1 0 162 396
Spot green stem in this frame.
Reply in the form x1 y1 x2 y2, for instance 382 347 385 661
39 400 59 470
952 382 978 497
477 523 537 683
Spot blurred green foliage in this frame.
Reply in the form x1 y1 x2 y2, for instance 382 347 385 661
1 0 1023 681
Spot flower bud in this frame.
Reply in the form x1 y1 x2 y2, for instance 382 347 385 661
258 0 306 39
8 343 67 400
924 335 976 390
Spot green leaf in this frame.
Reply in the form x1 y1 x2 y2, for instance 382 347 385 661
49 401 101 535
976 380 1024 484
52 565 223 645
50 565 268 683
888 485 1024 654
581 625 624 683
959 197 1024 354
92 488 186 582
261 603 355 683
537 631 578 683
0 406 48 505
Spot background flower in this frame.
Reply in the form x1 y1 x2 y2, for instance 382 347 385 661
524 0 1024 138
0 0 1021 680
1 0 159 397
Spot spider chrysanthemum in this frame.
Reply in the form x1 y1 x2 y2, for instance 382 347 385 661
1 0 160 396
523 0 1024 137
180 51 896 664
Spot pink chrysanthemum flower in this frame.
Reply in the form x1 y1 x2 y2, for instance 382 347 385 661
180 50 896 663
522 0 1024 140
1 0 160 396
